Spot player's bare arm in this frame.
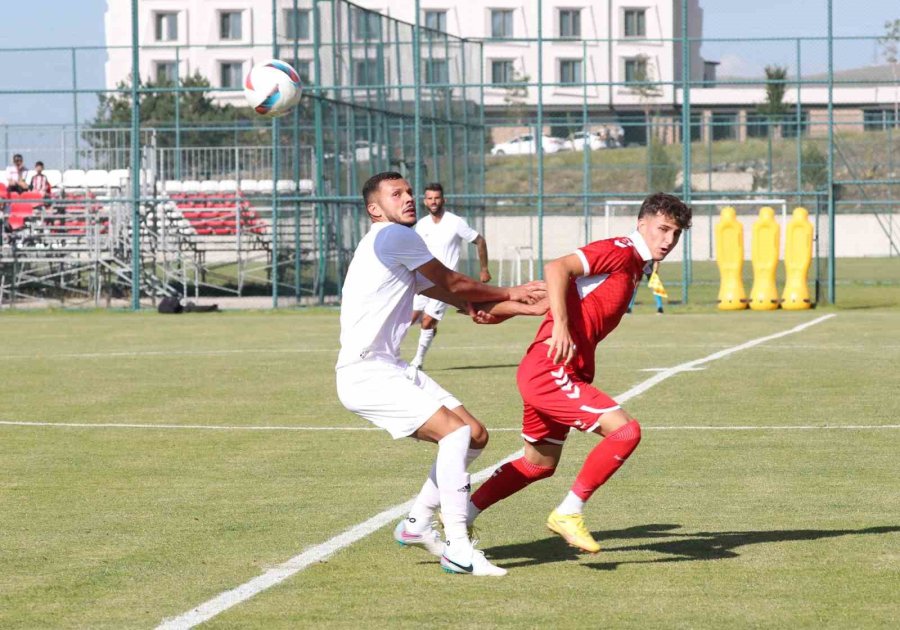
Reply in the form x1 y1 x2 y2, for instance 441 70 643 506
417 258 545 304
543 253 585 365
469 297 549 324
473 235 491 283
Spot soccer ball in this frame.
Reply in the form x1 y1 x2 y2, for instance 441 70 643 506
243 59 302 118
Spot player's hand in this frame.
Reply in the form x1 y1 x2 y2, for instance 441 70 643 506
509 280 546 305
546 321 576 365
479 269 492 283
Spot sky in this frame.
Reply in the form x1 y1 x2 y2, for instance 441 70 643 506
0 0 897 128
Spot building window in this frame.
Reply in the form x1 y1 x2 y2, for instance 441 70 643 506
781 110 808 138
154 12 178 42
490 59 514 85
285 9 311 40
624 9 646 37
425 59 449 85
559 9 581 38
711 112 738 141
220 62 243 88
220 11 243 40
354 8 382 41
294 60 312 84
424 10 447 36
624 57 648 84
746 112 769 139
559 59 582 85
155 61 177 84
354 59 380 85
490 9 513 38
864 109 899 131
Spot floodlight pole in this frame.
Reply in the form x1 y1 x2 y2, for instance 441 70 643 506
271 0 281 308
413 0 422 198
130 0 141 310
826 0 836 303
680 0 692 305
537 0 545 276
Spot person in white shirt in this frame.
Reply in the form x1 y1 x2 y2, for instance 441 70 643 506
336 171 546 577
409 182 491 370
5 153 28 193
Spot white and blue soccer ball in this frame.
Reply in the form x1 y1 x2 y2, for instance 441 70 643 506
243 59 303 118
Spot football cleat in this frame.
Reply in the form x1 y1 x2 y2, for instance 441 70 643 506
440 539 507 577
393 519 444 557
546 509 601 553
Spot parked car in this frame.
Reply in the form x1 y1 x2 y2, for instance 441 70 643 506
563 126 625 151
490 134 566 156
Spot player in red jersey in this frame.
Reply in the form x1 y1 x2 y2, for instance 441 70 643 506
468 192 692 553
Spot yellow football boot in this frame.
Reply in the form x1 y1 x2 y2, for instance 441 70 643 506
546 509 600 553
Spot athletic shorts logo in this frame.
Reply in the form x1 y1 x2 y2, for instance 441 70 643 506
550 367 580 399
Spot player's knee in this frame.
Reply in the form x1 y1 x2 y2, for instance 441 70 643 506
611 419 642 448
468 421 489 449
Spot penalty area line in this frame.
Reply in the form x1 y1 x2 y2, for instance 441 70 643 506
157 313 836 630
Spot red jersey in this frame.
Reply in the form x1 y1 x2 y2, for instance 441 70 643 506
528 231 652 383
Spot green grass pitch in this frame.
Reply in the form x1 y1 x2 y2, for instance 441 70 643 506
1 294 899 627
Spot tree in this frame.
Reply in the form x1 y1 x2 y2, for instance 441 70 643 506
757 65 790 190
878 19 900 125
502 70 530 126
83 72 271 173
758 64 790 132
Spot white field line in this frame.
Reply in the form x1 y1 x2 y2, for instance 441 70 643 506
0 342 746 361
156 313 837 629
3 421 899 432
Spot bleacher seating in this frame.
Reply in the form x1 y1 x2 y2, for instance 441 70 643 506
85 170 109 189
7 191 43 230
62 169 87 189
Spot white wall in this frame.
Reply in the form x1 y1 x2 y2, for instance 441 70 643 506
484 213 900 262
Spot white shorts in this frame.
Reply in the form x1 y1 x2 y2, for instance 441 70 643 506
336 357 462 439
412 294 448 321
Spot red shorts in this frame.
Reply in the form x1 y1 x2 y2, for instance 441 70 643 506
516 344 621 444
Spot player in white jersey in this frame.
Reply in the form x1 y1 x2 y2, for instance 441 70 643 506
409 182 491 370
336 171 546 577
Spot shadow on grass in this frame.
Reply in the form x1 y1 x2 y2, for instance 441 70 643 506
484 523 900 570
438 363 521 371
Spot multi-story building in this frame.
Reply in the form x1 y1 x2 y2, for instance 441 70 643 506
104 0 898 145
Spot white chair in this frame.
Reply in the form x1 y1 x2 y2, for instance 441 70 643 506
62 169 87 189
298 179 314 194
85 169 109 189
276 179 296 192
256 179 274 193
239 179 259 193
43 169 63 188
106 169 129 188
181 180 201 193
200 180 219 193
218 179 238 192
164 180 183 194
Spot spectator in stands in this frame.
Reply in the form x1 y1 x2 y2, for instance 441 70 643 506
29 161 52 199
5 153 28 193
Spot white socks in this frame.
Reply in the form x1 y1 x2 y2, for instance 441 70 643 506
412 328 435 367
556 491 586 516
435 425 472 542
406 444 482 535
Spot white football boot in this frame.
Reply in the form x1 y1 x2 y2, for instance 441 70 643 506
393 519 444 557
440 538 507 577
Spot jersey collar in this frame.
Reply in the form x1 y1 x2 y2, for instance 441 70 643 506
628 229 653 263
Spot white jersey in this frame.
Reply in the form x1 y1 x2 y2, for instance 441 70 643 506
336 222 435 368
414 210 479 272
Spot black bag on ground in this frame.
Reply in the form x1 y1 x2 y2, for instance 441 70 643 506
158 296 183 314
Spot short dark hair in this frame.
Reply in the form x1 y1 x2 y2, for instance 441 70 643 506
424 182 443 194
13 153 23 161
638 192 693 230
362 171 404 204
35 160 44 167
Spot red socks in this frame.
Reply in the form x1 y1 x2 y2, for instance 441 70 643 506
471 456 555 511
571 420 642 501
